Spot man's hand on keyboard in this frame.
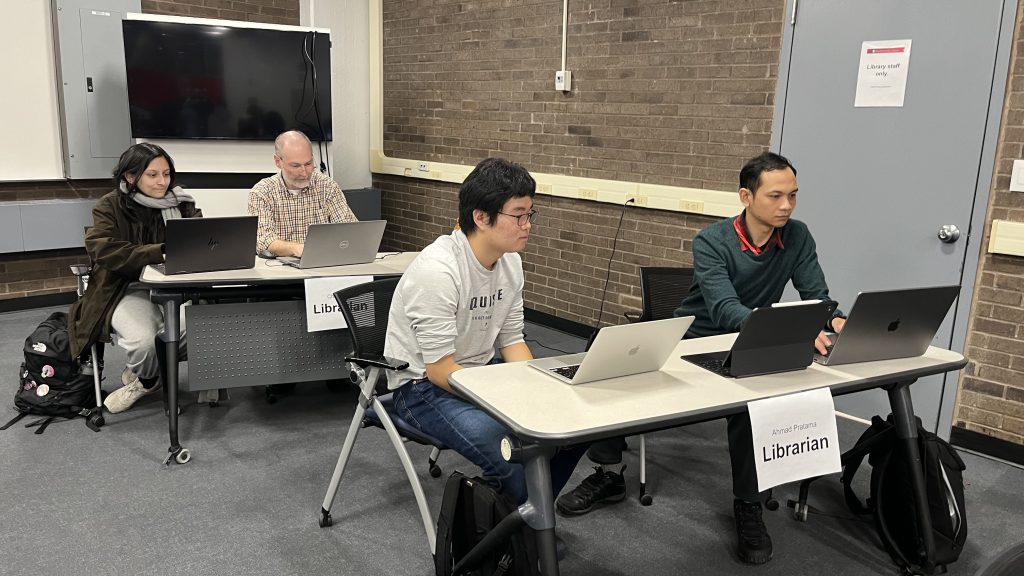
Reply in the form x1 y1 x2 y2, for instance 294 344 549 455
815 331 832 355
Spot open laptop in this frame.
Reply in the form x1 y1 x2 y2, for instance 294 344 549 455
279 220 387 269
682 299 837 378
160 216 258 275
814 285 960 366
527 316 695 385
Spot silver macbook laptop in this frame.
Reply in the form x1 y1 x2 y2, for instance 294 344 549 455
814 285 960 366
160 216 258 275
528 316 695 385
280 220 387 269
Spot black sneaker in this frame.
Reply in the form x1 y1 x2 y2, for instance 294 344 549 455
555 466 626 516
734 499 773 564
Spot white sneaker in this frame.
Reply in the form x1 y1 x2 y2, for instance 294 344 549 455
103 367 161 414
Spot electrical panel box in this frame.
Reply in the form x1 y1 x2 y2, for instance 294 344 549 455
51 0 139 179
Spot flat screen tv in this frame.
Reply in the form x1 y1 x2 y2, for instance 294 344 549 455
122 19 332 141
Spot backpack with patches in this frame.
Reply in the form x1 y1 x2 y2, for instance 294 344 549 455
842 414 968 574
2 312 94 434
435 470 539 576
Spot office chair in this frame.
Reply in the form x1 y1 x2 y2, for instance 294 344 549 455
318 277 446 554
624 266 694 505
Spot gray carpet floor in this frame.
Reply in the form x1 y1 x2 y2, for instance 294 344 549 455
1 305 1022 575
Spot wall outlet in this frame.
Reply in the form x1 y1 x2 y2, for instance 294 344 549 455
679 200 704 213
632 195 649 207
1011 159 1024 192
578 188 597 200
555 70 572 91
403 168 412 177
417 161 429 172
537 183 553 193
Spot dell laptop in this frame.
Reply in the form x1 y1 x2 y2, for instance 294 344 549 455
682 299 837 378
527 316 695 385
814 285 960 366
279 220 387 269
160 216 258 275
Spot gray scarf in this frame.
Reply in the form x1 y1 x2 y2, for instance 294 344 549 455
119 182 196 223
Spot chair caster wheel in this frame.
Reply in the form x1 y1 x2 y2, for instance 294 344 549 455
319 509 333 528
793 503 809 522
163 447 191 466
765 498 779 511
90 414 104 428
640 494 653 506
429 464 442 478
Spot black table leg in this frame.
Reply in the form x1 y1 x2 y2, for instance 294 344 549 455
519 445 559 576
886 380 936 573
153 292 190 465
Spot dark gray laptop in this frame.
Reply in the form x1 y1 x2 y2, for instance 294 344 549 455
814 285 960 366
683 299 837 378
280 220 387 269
161 216 258 275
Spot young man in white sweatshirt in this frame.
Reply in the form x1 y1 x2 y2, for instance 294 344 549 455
385 157 585 505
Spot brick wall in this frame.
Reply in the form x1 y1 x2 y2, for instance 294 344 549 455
378 0 782 326
955 8 1024 445
0 0 299 302
141 0 299 24
383 0 781 191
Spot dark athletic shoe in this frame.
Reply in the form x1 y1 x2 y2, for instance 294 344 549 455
555 466 626 516
734 499 773 564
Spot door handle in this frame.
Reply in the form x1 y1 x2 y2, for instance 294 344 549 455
937 224 961 244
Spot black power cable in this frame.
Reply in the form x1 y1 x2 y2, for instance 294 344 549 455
587 197 636 350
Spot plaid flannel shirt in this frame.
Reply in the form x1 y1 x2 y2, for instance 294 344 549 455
248 170 357 251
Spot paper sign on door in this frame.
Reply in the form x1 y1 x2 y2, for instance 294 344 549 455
855 39 912 107
747 387 842 492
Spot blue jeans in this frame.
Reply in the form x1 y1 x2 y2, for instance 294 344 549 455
393 375 586 505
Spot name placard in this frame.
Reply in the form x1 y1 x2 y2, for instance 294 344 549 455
303 276 374 332
747 387 842 492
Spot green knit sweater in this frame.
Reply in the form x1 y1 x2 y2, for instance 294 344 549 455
675 215 835 337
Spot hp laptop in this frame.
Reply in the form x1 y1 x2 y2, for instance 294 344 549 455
527 316 695 385
280 220 387 269
682 299 837 378
814 285 960 366
161 216 258 275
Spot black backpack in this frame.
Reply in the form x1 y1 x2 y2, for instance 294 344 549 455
435 471 539 576
842 414 967 574
1 312 94 434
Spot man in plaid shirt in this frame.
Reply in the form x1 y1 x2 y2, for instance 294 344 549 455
248 130 357 257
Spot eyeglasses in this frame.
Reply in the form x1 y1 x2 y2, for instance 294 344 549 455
497 210 538 228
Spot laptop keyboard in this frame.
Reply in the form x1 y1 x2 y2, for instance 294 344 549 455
551 364 581 380
682 354 733 377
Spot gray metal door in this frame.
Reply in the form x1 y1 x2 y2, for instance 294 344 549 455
773 0 1015 433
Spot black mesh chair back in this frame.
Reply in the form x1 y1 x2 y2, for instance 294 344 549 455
333 276 400 359
639 266 695 322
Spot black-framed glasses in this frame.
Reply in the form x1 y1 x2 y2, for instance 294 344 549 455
497 210 538 227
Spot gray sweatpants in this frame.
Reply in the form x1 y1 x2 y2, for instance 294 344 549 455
110 289 186 381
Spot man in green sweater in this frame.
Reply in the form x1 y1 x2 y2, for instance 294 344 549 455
557 152 846 563
675 151 846 564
